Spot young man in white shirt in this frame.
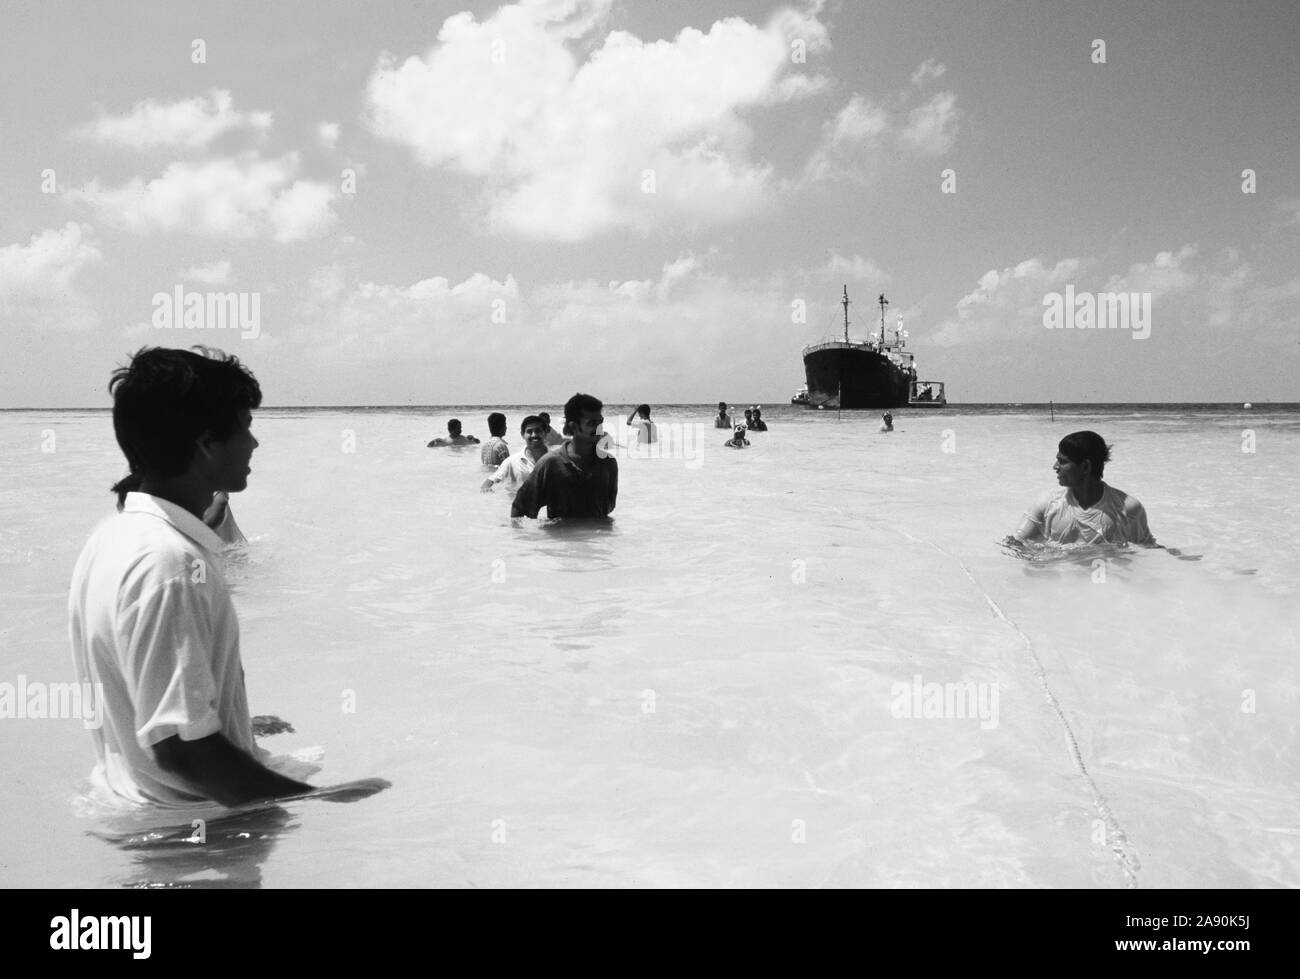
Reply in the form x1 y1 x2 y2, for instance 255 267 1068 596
1012 430 1156 546
70 346 388 808
481 415 550 495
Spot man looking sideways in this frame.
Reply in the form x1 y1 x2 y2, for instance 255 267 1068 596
511 393 618 519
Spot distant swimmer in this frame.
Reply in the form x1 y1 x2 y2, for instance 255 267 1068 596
203 490 246 545
481 415 549 495
626 403 658 444
427 419 480 447
724 425 750 448
537 412 565 447
1011 431 1157 546
512 393 617 519
480 412 510 470
748 406 768 431
743 408 754 429
880 412 894 432
72 346 388 807
714 401 732 429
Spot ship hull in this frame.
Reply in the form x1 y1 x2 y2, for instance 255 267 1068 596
802 345 911 409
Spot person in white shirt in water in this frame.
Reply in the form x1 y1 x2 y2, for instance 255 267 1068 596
481 415 550 495
625 403 658 444
714 402 732 429
71 345 388 808
1012 430 1156 547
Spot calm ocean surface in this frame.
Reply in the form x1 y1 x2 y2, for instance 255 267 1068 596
2 403 1298 888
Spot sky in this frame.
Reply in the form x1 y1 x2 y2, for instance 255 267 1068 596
1 0 1297 406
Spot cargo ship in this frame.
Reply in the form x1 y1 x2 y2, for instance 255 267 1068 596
793 287 946 409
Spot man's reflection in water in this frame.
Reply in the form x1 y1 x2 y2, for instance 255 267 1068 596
96 805 295 889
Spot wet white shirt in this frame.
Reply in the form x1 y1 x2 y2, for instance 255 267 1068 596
68 492 256 806
1019 483 1156 546
486 450 540 494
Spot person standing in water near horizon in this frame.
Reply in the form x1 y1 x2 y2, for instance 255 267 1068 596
1011 430 1156 546
537 412 565 447
714 402 731 429
481 415 550 496
427 419 480 447
202 490 246 545
71 346 388 807
625 403 658 445
748 406 768 431
480 412 510 470
512 393 618 520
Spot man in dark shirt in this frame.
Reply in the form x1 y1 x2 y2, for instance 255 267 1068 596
511 393 617 519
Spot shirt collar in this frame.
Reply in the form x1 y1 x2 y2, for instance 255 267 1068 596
122 492 225 554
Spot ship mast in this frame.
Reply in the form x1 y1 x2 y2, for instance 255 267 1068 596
841 285 851 343
878 294 889 347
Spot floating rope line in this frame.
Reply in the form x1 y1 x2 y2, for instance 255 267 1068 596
893 526 1142 888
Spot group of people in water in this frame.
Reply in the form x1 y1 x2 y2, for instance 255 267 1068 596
713 402 767 448
69 344 1161 813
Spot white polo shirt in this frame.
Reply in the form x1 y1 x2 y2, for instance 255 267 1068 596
486 449 540 494
68 492 256 806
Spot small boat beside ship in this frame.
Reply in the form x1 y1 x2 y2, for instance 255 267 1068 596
792 287 947 409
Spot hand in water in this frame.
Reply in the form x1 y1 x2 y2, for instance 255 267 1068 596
252 715 295 737
312 778 392 803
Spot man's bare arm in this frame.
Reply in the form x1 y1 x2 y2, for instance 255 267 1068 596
153 732 314 806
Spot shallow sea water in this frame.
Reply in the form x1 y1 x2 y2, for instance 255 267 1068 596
2 404 1298 888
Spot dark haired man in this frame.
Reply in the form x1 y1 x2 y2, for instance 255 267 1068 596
511 393 617 519
481 412 510 469
427 418 480 447
625 403 657 445
748 406 768 432
1013 430 1156 546
69 346 387 807
714 402 731 429
537 411 565 447
481 415 549 495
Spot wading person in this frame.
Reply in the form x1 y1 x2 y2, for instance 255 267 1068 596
512 393 618 519
481 415 550 496
537 412 565 447
625 403 658 445
1012 430 1156 546
69 346 388 807
481 412 510 470
714 402 731 429
427 419 479 447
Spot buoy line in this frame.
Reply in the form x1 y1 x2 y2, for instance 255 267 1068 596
893 526 1142 888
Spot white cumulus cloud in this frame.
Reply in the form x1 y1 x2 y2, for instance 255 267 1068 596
365 0 829 239
0 223 102 331
65 153 339 241
75 89 272 150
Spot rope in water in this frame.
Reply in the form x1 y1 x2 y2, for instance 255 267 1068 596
893 526 1142 888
